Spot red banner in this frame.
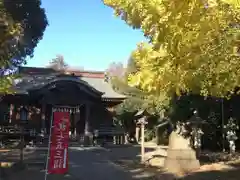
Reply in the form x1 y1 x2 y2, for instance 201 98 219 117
48 111 70 174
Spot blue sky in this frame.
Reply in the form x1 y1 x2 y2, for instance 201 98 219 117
26 0 145 71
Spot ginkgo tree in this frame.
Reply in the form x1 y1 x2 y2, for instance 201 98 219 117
103 0 240 98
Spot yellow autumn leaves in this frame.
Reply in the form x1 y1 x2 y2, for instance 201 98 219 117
104 0 240 98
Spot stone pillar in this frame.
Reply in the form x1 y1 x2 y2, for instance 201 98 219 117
84 106 90 134
135 126 140 143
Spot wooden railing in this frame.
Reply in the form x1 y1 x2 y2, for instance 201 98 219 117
0 123 44 148
94 126 127 145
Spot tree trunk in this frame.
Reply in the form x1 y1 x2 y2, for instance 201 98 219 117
164 131 200 174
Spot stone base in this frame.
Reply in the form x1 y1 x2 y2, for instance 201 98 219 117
164 131 200 173
83 133 93 146
164 155 200 173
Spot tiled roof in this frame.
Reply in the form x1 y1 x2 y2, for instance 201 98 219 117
19 67 105 78
80 76 126 99
12 74 103 97
15 67 125 100
66 70 105 78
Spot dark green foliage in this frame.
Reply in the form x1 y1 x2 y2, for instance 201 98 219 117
115 111 136 135
1 0 48 70
168 94 240 151
145 115 159 141
0 0 48 93
112 62 240 148
108 57 169 141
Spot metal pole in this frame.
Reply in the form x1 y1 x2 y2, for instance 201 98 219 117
221 99 225 152
141 123 145 163
44 108 54 180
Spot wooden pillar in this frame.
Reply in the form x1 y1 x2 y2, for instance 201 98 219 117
41 104 46 133
124 133 128 144
84 105 90 134
74 124 77 137
9 104 14 123
20 125 24 164
120 135 123 145
71 112 77 138
84 104 91 145
73 111 80 136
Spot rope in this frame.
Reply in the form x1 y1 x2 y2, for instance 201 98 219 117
52 104 83 113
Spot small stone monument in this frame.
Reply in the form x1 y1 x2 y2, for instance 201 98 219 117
164 122 200 173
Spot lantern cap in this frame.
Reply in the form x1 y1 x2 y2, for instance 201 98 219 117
135 109 148 117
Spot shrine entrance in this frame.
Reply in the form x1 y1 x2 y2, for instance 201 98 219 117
0 75 103 146
33 76 103 144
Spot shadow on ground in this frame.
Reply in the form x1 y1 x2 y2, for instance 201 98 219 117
113 158 240 180
2 168 78 180
105 145 169 179
107 146 240 180
2 145 240 180
106 145 156 161
179 162 240 180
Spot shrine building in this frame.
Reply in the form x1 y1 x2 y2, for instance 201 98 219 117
0 67 125 138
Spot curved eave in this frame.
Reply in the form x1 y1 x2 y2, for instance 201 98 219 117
102 97 126 102
29 77 104 98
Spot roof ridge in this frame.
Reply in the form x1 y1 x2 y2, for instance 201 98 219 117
19 66 106 78
67 69 105 74
20 66 105 73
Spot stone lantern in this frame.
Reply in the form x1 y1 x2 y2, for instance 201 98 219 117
134 109 148 143
187 110 206 158
224 117 239 154
135 110 148 162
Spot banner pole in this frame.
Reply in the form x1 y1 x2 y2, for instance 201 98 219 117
44 107 54 180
